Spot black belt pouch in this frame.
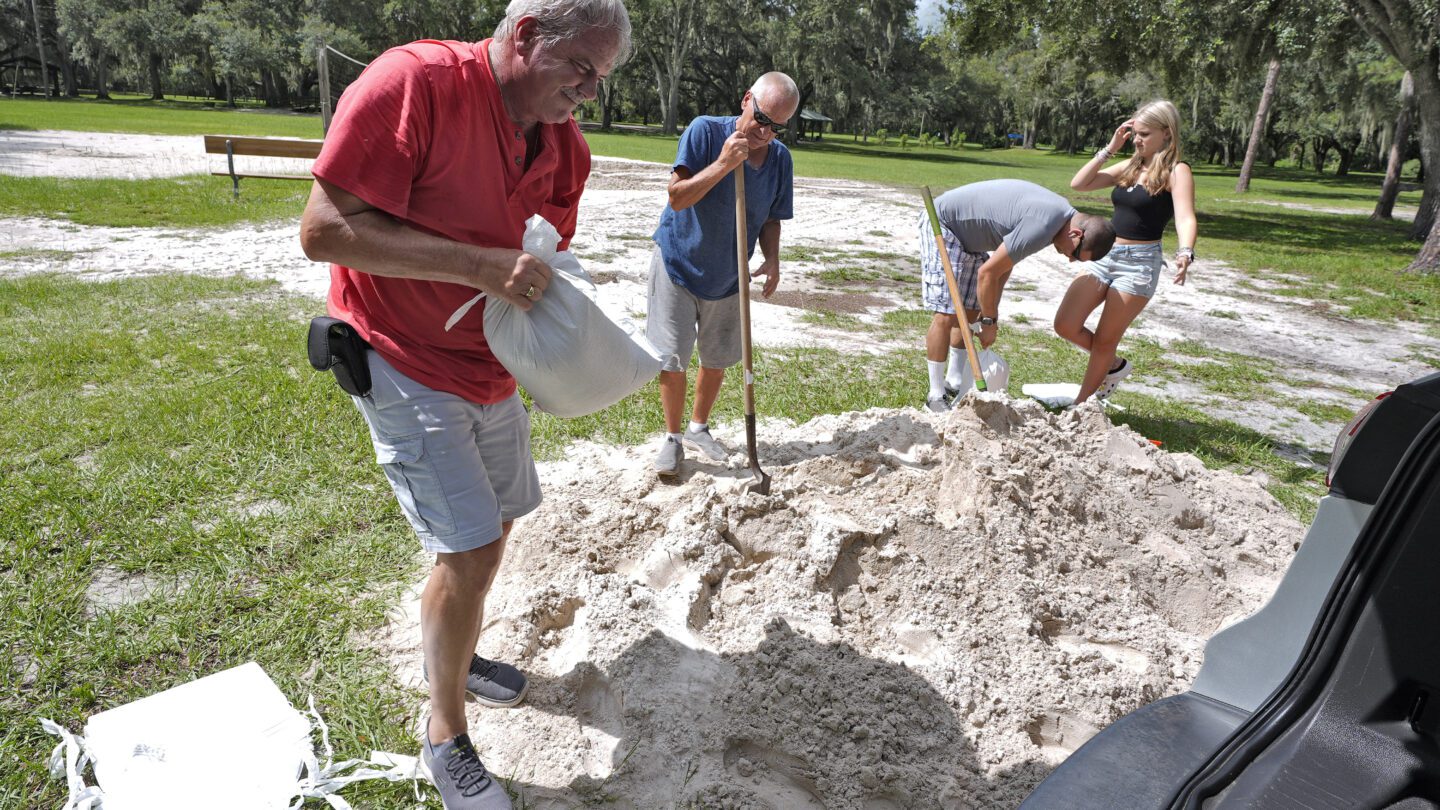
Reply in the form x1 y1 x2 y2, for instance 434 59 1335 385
307 317 373 397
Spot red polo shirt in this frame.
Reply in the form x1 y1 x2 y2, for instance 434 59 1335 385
313 39 590 404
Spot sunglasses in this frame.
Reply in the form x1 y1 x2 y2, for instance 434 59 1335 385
751 100 788 135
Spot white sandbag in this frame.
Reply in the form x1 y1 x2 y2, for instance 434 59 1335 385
41 662 421 810
456 216 663 418
1022 382 1081 408
952 348 1011 395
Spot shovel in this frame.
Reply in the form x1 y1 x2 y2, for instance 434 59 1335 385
733 164 772 495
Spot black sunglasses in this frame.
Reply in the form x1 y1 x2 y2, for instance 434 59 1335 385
751 100 788 135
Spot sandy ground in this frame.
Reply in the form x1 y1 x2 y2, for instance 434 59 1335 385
7 129 1432 807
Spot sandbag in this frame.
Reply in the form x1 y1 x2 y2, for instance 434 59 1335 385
451 216 663 418
953 348 1011 394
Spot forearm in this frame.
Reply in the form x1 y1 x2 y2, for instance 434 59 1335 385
1070 153 1110 191
758 219 781 263
668 160 737 211
1176 215 1198 251
977 266 1011 317
302 207 518 289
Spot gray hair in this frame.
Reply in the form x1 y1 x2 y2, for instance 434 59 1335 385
494 0 633 66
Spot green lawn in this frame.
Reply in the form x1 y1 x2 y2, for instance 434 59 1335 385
0 95 322 138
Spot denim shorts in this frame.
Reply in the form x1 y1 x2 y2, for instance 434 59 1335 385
352 351 541 554
1084 242 1164 298
645 246 742 373
918 210 985 314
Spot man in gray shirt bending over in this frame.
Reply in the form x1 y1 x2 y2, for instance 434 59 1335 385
920 179 1114 411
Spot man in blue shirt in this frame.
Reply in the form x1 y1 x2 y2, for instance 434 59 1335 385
647 72 798 477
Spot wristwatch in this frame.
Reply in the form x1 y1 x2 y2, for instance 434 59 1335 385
979 315 999 327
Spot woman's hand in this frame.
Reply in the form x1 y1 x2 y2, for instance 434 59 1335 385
1173 253 1191 286
1108 119 1135 154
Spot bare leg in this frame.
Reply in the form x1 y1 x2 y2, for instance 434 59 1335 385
1074 288 1151 403
927 312 958 362
659 370 687 434
690 366 727 424
947 307 981 349
424 528 510 744
1053 273 1110 351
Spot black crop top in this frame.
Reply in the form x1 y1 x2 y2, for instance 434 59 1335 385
1111 181 1174 241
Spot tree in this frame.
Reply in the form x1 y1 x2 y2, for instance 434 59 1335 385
632 0 699 135
1374 71 1415 220
1344 0 1440 271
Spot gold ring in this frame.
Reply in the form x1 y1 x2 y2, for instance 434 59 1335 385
524 285 537 299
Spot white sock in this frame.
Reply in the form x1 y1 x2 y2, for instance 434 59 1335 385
667 432 683 442
688 421 707 434
927 360 948 400
946 346 967 388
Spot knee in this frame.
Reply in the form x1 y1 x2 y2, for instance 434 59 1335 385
439 542 505 588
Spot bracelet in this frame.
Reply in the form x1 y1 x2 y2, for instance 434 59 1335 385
1176 247 1196 261
1094 147 1112 161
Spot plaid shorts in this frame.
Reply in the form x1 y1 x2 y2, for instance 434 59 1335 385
918 210 986 314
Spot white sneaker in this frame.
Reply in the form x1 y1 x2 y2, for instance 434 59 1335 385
1095 358 1132 399
682 426 729 461
925 396 950 413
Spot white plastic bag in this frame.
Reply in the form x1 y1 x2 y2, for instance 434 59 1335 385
953 348 1011 395
450 216 663 418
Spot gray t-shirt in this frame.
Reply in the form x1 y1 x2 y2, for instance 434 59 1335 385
935 180 1076 263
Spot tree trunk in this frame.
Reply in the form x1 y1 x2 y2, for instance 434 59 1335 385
1312 138 1328 173
94 53 110 99
1336 145 1354 176
1374 71 1415 220
1409 65 1440 241
1408 215 1440 272
148 52 164 100
1236 56 1282 193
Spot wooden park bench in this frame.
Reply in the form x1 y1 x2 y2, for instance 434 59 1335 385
203 135 323 199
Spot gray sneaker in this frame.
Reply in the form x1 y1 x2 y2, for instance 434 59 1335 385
682 426 729 461
1095 358 1132 400
421 722 512 810
424 654 529 708
654 435 683 477
925 396 950 413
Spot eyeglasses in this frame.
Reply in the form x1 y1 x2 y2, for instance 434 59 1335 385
1070 242 1083 261
751 99 788 135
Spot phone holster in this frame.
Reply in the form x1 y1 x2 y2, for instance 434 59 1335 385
307 317 372 397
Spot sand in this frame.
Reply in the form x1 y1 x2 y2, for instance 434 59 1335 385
365 396 1300 807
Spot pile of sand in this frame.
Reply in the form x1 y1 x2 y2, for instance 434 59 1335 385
367 395 1300 808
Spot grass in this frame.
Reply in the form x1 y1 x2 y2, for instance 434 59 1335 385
0 95 322 138
0 174 310 227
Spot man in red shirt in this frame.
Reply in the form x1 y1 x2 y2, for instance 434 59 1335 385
299 2 630 807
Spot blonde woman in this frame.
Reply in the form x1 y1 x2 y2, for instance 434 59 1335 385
1057 100 1197 403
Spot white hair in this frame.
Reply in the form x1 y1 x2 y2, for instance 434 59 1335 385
494 0 633 65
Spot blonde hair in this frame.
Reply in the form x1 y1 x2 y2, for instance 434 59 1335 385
1115 100 1182 196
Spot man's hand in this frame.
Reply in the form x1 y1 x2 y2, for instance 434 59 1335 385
978 322 997 349
482 251 553 311
751 258 780 298
719 131 750 171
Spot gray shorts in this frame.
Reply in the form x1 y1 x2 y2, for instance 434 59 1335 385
352 351 541 554
645 247 742 373
1083 242 1164 298
918 211 985 314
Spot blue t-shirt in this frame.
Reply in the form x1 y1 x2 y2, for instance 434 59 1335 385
652 116 794 300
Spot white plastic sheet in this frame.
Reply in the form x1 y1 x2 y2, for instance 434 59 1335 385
447 216 665 418
41 662 421 810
